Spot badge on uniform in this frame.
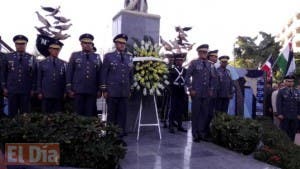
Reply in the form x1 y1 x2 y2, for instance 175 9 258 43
8 61 14 70
196 65 202 70
75 58 82 67
28 57 33 68
60 66 65 75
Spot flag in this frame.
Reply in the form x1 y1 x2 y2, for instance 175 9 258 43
260 54 273 80
276 41 295 76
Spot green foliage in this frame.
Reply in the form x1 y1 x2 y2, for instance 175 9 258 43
210 113 262 155
254 117 300 169
295 52 300 78
233 31 281 69
0 113 126 169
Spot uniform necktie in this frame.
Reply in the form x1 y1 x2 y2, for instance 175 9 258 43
86 54 89 60
19 54 23 63
53 57 56 66
203 61 206 68
120 52 124 63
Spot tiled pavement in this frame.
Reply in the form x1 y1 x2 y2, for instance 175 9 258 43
120 122 279 169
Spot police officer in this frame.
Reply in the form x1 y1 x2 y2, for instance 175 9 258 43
1 35 37 117
37 40 66 114
66 33 102 116
216 55 234 113
277 75 300 141
185 44 214 142
168 54 187 133
101 34 133 137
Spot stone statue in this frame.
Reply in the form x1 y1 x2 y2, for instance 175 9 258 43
124 0 148 13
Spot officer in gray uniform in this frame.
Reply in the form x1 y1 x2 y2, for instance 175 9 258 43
205 50 220 139
101 34 133 137
66 33 102 116
185 44 214 142
37 40 66 114
1 35 37 117
277 75 300 141
216 55 234 113
168 55 187 134
207 50 219 115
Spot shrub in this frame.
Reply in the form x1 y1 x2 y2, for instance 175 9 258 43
210 113 262 155
254 117 300 169
0 113 126 169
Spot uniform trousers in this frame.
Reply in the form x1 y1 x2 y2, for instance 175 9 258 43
74 94 97 116
280 118 298 141
8 93 30 117
192 97 210 138
107 97 128 136
42 98 63 114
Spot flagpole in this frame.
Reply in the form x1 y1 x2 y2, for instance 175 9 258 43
271 54 279 69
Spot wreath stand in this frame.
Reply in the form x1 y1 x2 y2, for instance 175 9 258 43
134 95 162 141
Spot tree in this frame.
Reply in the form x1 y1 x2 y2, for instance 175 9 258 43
233 31 281 69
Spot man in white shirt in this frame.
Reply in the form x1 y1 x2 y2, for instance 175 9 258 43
271 82 285 127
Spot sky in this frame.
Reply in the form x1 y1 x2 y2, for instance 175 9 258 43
0 0 300 61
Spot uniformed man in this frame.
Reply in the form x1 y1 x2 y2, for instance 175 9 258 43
207 50 219 115
216 55 234 113
37 40 66 114
168 54 187 133
185 44 214 142
66 33 102 116
101 33 133 137
1 35 37 117
206 50 220 140
277 75 300 141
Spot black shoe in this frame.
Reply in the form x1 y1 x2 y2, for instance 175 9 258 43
172 121 178 127
202 136 213 142
169 127 175 134
177 126 187 133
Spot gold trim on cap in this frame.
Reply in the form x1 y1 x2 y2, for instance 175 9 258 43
209 53 218 57
81 38 93 43
197 48 208 52
15 40 27 44
220 58 229 62
115 38 126 43
49 44 61 49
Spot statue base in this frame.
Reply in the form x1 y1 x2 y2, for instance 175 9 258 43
112 10 160 44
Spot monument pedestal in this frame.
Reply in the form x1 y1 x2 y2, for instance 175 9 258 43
112 10 160 44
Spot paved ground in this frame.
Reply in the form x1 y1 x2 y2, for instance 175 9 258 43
120 122 279 169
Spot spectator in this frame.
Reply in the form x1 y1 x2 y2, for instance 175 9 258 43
271 82 285 128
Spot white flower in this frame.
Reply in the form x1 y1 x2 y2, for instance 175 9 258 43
137 85 141 90
141 40 145 46
156 88 161 96
164 80 169 85
133 43 138 49
143 88 147 96
163 75 168 79
133 81 138 87
149 88 154 95
144 43 150 51
157 83 165 89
